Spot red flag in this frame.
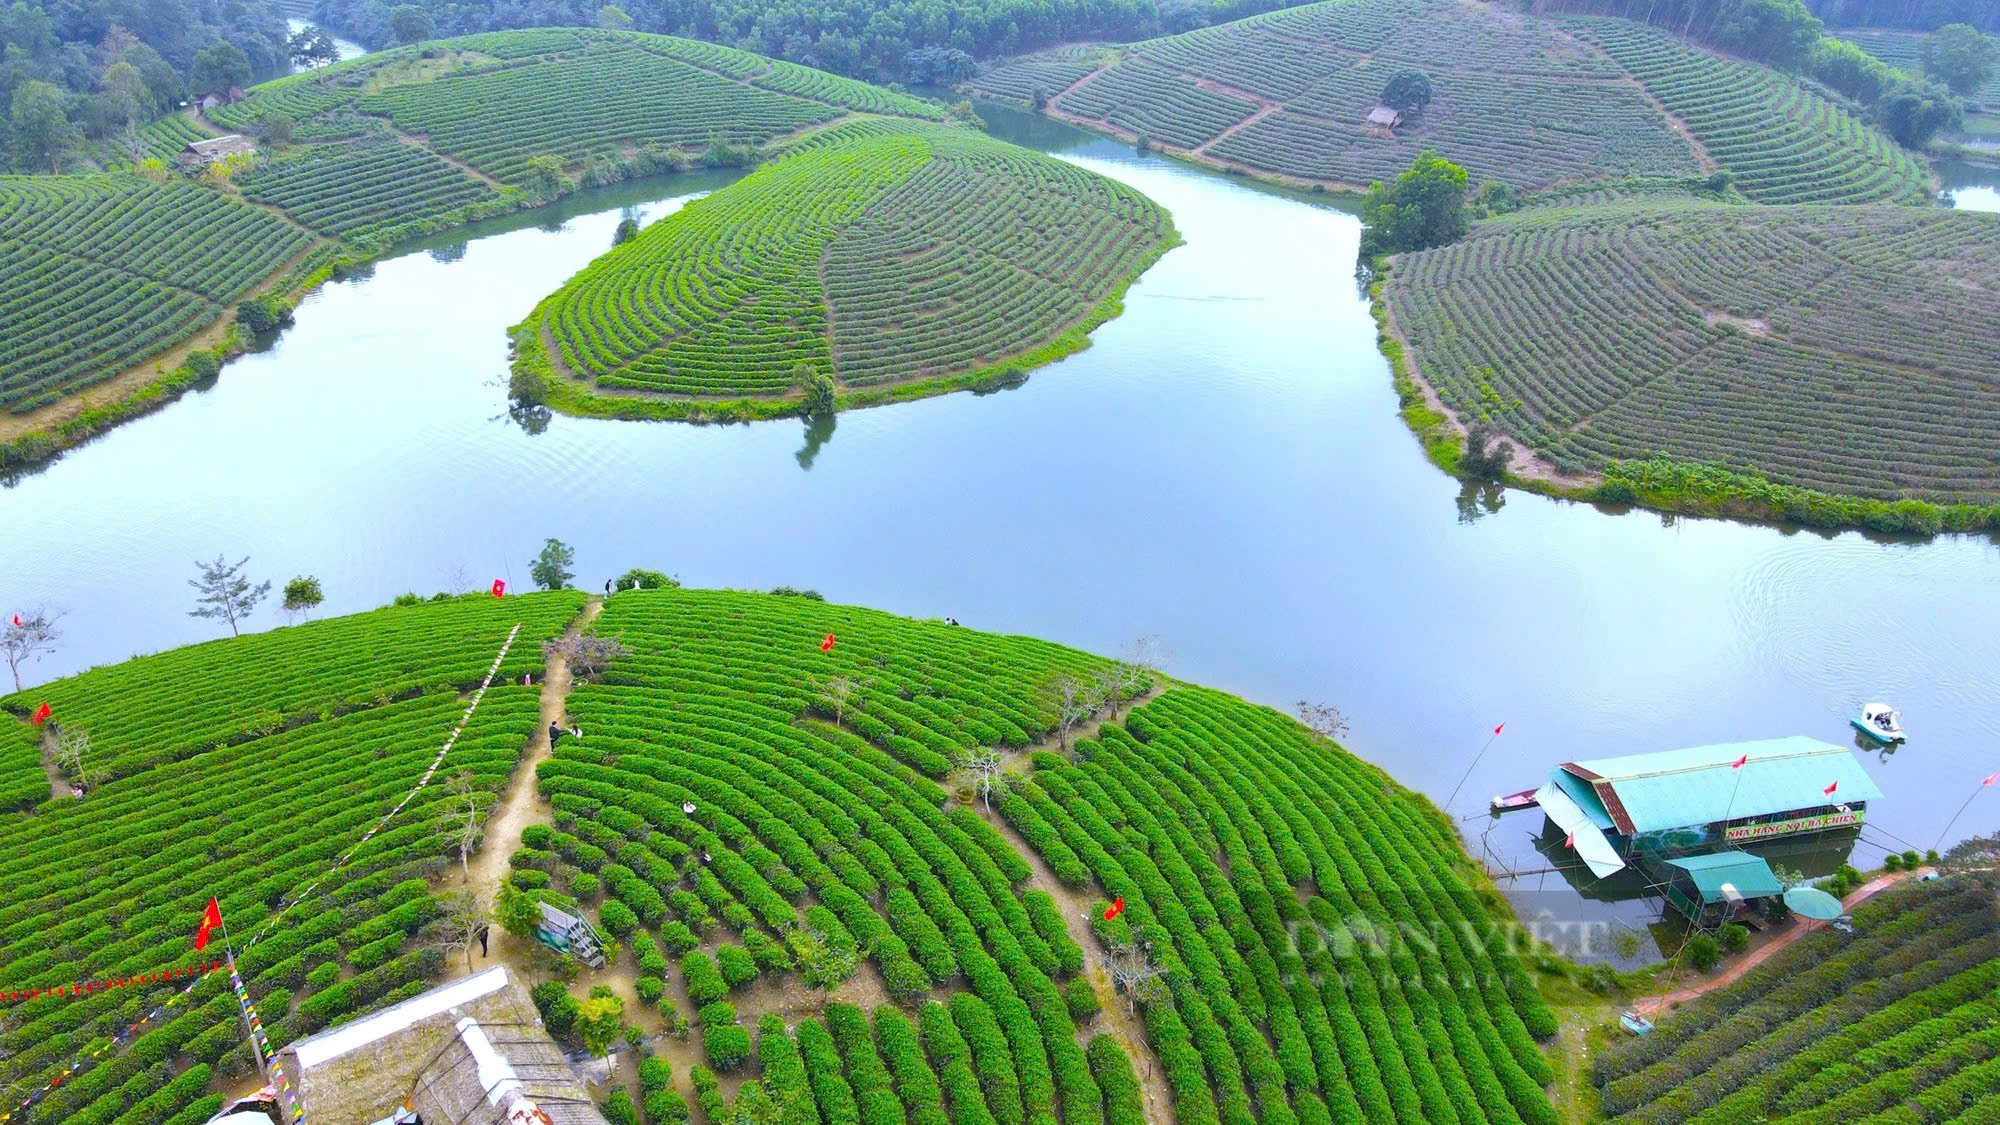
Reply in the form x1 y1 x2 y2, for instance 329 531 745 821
1564 832 1575 849
490 578 506 598
1493 722 1505 736
1823 781 1838 797
820 633 836 652
1731 754 1748 769
194 898 222 952
31 702 50 725
1103 896 1125 921
1984 774 1997 787
8 613 20 627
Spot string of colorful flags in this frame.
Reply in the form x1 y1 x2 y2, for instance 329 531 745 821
0 623 523 1124
0 963 223 1003
229 958 305 1125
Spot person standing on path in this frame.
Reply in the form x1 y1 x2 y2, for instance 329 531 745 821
548 721 563 749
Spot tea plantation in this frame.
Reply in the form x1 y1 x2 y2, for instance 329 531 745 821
0 175 316 413
1383 200 2000 503
1593 870 2000 1123
0 591 586 1123
973 0 1702 192
518 121 1174 411
1834 28 2000 110
515 588 1558 1124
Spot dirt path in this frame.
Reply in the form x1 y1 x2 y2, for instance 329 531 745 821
35 728 68 803
1633 868 1924 1016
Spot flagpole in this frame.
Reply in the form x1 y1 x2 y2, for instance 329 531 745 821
1933 776 1996 853
1444 724 1505 813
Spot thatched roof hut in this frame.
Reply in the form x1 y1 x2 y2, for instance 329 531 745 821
277 965 605 1125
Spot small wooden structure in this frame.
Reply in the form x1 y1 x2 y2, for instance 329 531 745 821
535 901 607 968
1662 850 1784 925
1365 104 1402 137
182 134 256 167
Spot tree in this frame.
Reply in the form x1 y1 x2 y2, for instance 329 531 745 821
389 5 436 45
10 82 78 173
1110 635 1170 718
577 985 626 1057
1107 939 1165 1017
1874 81 1962 148
1922 24 1997 96
597 5 633 30
1458 422 1514 480
614 567 679 590
1380 69 1433 114
1 608 61 693
495 883 544 939
100 61 149 119
112 122 149 167
437 770 482 875
954 748 1005 812
288 26 341 74
1295 701 1350 741
191 41 252 98
530 538 575 590
542 634 630 678
281 575 323 622
254 112 295 149
1037 670 1099 753
815 674 863 727
51 725 98 791
432 889 487 972
794 362 837 416
613 217 639 245
188 556 271 637
1684 932 1720 972
1360 150 1469 256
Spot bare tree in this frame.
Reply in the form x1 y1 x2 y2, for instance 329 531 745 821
542 634 630 680
955 748 1006 812
1107 635 1170 719
188 555 272 637
816 674 864 727
431 889 488 973
437 770 482 875
439 559 473 595
1108 939 1166 1017
1295 701 1350 742
1 608 62 692
1038 670 1098 753
51 725 98 793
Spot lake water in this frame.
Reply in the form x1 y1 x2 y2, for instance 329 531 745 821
1939 158 2000 214
5 104 1996 950
285 18 369 65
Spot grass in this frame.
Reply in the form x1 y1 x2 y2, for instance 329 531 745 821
516 119 1176 414
1382 198 2000 510
1833 28 2000 110
0 592 587 1123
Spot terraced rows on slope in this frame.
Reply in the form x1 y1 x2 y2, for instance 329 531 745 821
525 120 1174 402
1383 200 2000 501
972 0 1702 192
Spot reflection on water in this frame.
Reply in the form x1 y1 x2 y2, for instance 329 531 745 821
4 105 1998 954
1938 158 2000 214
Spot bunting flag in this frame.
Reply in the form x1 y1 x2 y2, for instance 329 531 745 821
30 703 50 726
1984 774 1997 787
228 957 306 1124
1565 831 1576 849
490 578 506 598
1 962 222 1004
1731 754 1749 769
194 898 222 952
1492 722 1504 736
1103 896 1125 921
1824 780 1838 796
820 633 836 652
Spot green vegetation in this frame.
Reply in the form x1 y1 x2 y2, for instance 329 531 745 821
1593 870 2000 1123
0 174 315 412
516 120 1174 415
1565 19 1935 203
1838 26 2000 107
0 592 587 1123
1384 198 2000 510
237 137 500 241
973 0 1703 191
1360 149 1469 255
513 587 1556 1123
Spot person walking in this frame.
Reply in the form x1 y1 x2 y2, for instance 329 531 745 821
604 578 613 597
476 923 490 958
548 721 563 748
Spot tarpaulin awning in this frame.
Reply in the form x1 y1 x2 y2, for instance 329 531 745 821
1535 781 1627 878
1664 851 1783 904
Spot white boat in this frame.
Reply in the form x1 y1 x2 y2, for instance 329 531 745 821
1851 702 1905 743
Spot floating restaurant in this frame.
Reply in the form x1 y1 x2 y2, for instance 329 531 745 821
1535 735 1883 880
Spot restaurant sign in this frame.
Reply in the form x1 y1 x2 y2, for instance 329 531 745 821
1726 809 1863 842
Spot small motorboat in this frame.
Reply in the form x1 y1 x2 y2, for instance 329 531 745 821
1851 702 1906 743
1490 787 1540 813
1619 1011 1655 1036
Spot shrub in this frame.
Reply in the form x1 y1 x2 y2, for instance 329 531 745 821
716 944 758 990
1064 977 1101 1022
682 951 729 1007
1686 933 1721 972
598 898 638 937
1719 923 1749 952
531 981 579 1040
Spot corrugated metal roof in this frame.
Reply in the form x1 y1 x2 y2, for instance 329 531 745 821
1665 851 1783 903
1550 769 1615 830
1533 782 1626 878
1558 735 1881 835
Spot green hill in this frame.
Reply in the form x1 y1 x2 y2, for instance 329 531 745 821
1834 27 2000 110
1592 870 2000 1123
1382 200 2000 508
970 0 1933 204
512 120 1177 419
0 587 1558 1123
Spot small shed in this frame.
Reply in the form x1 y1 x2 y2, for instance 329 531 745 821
1663 850 1784 924
1366 105 1402 130
183 135 256 166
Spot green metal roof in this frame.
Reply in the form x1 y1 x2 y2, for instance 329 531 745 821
1665 851 1783 903
1559 736 1881 835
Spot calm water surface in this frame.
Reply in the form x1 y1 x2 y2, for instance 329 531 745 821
5 106 1997 947
1940 158 2000 213
285 18 370 64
